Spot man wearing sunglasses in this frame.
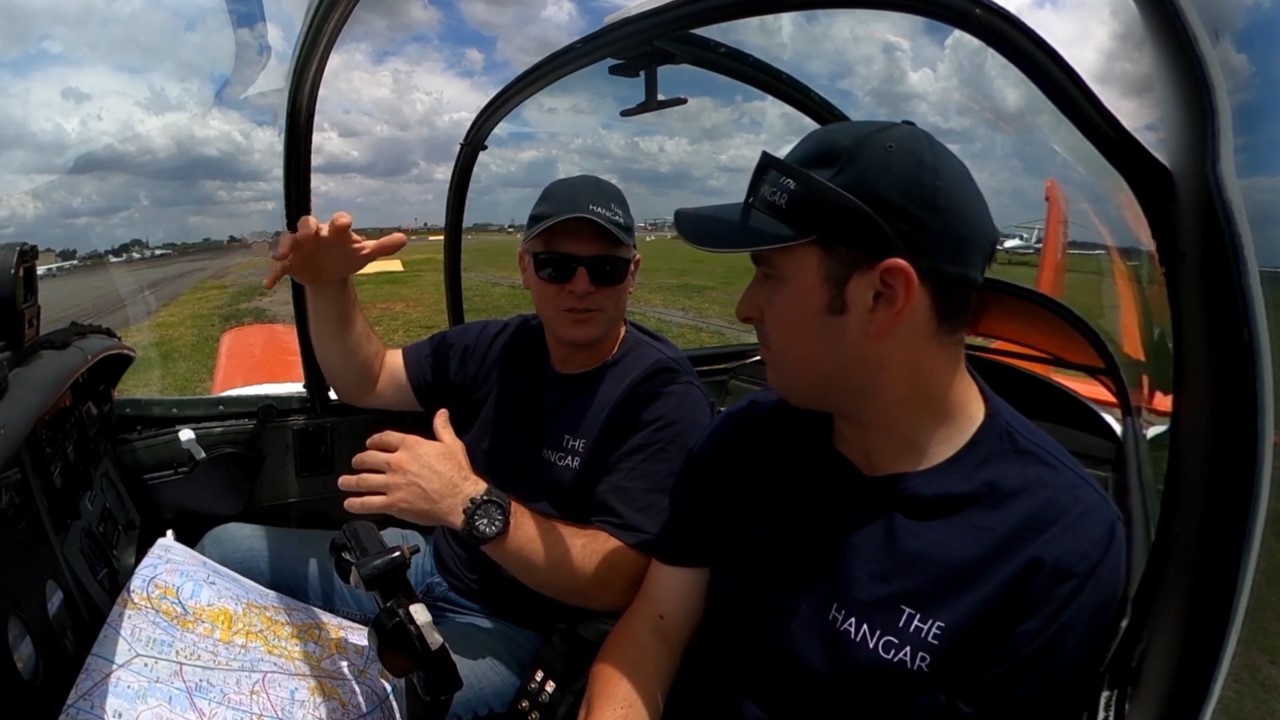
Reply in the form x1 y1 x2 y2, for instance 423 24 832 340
195 174 714 718
579 121 1128 719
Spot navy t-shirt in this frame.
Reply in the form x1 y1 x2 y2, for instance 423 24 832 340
400 314 713 629
657 378 1128 719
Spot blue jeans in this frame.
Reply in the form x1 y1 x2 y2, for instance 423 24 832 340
194 522 547 719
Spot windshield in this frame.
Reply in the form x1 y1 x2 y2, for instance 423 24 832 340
3 0 1175 413
1 0 306 396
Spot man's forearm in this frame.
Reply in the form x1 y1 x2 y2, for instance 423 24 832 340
304 280 388 404
579 606 683 719
483 501 647 612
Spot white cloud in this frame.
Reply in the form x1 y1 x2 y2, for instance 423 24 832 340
459 0 588 70
1241 175 1280 254
0 0 1273 271
341 0 443 42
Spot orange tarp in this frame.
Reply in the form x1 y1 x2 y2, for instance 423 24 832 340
209 323 304 395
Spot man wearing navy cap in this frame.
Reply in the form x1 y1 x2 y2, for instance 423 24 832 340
196 174 713 718
579 121 1128 718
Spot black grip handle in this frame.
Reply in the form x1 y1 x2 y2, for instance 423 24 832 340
329 520 463 720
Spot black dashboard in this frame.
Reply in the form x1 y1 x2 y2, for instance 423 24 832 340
0 242 142 718
26 365 140 604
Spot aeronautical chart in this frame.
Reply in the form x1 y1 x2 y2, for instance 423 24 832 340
58 537 400 719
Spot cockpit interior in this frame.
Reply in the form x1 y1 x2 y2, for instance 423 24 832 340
2 0 1276 719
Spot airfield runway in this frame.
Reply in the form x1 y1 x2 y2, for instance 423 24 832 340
36 247 261 332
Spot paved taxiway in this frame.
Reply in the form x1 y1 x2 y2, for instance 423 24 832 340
36 248 261 333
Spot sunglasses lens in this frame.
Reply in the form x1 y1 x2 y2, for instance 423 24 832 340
532 253 631 286
533 254 578 283
584 256 631 287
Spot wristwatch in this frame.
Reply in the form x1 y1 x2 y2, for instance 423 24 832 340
461 485 511 546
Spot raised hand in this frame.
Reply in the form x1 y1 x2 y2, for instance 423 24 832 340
264 211 408 289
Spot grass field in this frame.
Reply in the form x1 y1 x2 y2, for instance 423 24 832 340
115 234 757 396
107 231 1280 715
115 232 1148 395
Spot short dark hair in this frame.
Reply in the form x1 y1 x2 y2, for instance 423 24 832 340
813 235 991 336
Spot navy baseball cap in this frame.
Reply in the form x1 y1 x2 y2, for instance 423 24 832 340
673 120 998 286
524 174 637 249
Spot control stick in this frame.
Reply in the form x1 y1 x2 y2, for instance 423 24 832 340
330 521 463 720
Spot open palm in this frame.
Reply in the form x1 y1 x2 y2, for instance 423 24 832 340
264 211 408 289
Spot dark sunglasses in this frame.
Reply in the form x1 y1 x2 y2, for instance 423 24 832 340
530 251 634 287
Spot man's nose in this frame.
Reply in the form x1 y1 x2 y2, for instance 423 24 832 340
735 289 755 324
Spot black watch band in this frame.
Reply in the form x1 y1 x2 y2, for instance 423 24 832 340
461 485 511 546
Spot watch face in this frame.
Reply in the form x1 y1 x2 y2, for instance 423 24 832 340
470 499 508 539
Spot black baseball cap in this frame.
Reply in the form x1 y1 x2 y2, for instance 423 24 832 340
523 174 637 249
673 120 999 286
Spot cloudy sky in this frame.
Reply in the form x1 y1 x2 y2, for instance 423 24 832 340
1 0 1276 265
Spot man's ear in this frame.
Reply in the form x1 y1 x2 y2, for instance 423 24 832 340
517 246 532 289
628 253 642 294
863 258 918 337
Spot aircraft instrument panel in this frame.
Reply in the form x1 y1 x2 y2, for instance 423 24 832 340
0 243 143 716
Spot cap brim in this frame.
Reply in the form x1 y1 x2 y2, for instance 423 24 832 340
523 213 635 248
673 203 809 253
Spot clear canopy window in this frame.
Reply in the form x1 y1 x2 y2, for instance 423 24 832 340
1 1 1177 422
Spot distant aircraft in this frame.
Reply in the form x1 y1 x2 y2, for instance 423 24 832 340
997 225 1107 256
104 248 174 263
997 229 1044 254
36 260 79 277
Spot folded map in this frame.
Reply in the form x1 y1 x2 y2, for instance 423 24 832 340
59 536 401 719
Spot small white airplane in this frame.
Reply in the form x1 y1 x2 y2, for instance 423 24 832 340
36 260 79 277
997 229 1044 254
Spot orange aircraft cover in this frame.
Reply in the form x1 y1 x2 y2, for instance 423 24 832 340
209 323 304 395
